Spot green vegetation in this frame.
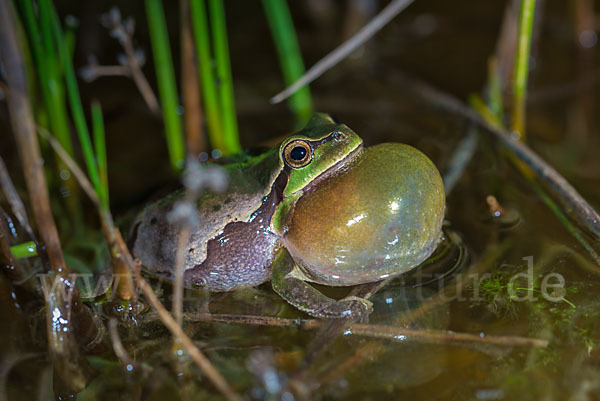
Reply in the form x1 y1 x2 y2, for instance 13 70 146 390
145 0 185 170
262 0 313 127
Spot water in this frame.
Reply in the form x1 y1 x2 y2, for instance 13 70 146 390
2 1 600 400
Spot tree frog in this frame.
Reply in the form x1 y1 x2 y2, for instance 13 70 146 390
129 114 445 319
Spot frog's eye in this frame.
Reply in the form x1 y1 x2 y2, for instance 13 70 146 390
283 140 313 168
191 278 207 289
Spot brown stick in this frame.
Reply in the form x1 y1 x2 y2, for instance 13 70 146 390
180 0 205 156
179 312 548 348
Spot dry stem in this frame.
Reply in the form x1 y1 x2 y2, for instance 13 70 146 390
180 0 205 156
0 0 96 390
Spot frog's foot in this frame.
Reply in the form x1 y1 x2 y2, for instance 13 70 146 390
271 249 373 320
312 296 373 320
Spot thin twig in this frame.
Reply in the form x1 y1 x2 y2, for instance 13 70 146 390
270 0 415 104
108 318 135 369
38 127 101 207
394 72 600 240
79 63 131 81
173 225 191 326
0 156 36 242
442 126 478 196
0 205 16 271
174 312 548 348
99 8 160 115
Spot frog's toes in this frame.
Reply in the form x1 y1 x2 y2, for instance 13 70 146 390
313 296 373 320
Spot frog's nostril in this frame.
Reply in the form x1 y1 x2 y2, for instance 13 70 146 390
188 247 195 254
333 131 346 140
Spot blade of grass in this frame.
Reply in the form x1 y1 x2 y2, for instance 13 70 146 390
262 0 313 127
207 0 242 154
34 0 74 157
145 0 185 170
91 100 109 210
487 58 504 120
19 0 86 238
45 0 101 196
512 0 536 139
10 241 38 259
190 0 225 151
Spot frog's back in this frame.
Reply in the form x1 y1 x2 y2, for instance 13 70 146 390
129 149 282 287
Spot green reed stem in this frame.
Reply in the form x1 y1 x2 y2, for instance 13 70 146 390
208 0 242 154
486 58 504 122
512 0 536 139
91 101 109 210
21 0 73 157
262 0 313 127
190 0 224 151
146 0 185 170
46 0 101 196
10 241 38 259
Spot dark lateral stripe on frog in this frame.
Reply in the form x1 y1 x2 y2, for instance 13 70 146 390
183 169 291 291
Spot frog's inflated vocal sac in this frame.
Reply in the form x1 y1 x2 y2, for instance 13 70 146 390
129 113 445 319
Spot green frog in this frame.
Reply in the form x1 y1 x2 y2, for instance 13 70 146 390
129 114 445 319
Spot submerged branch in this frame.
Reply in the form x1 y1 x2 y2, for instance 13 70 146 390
175 312 548 348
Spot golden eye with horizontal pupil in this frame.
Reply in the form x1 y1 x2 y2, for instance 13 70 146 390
284 140 313 168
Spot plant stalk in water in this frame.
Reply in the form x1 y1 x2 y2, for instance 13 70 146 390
190 0 242 155
208 0 242 154
512 0 536 139
262 0 313 127
146 0 186 170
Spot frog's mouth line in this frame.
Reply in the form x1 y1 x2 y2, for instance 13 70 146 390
300 143 364 195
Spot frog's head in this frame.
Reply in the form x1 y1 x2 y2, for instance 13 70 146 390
278 113 363 198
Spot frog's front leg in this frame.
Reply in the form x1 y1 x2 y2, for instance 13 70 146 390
271 249 373 319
